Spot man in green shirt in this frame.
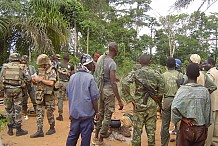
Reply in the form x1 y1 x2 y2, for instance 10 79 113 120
56 54 71 121
160 57 183 146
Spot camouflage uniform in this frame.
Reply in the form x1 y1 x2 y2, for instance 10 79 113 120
0 53 31 136
30 54 56 138
56 61 71 117
20 60 37 114
36 66 56 128
121 66 165 146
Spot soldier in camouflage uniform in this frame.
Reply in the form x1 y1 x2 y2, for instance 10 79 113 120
121 54 165 146
56 54 71 121
0 53 31 136
20 55 37 118
30 54 57 138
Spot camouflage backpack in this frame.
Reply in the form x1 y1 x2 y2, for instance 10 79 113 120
2 62 23 86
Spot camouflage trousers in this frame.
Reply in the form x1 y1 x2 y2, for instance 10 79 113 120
36 94 55 127
96 86 115 137
22 85 36 112
57 81 68 115
4 88 22 126
132 103 157 146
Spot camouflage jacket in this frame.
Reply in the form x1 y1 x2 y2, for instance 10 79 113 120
121 65 165 109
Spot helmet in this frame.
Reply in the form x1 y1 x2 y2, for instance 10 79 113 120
9 53 21 61
36 54 50 65
175 59 182 68
80 54 93 65
190 54 201 64
21 55 28 62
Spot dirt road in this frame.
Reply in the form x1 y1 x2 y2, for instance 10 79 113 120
0 101 176 146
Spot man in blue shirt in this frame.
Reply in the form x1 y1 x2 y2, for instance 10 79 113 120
171 63 212 146
66 54 99 146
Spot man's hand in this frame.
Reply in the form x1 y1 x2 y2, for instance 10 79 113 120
94 113 99 121
32 76 43 83
118 100 124 110
182 117 195 126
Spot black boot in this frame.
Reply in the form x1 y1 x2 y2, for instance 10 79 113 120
16 125 28 136
7 124 13 136
30 127 44 138
46 124 56 135
56 115 63 121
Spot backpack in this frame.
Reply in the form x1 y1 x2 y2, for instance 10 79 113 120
2 62 23 86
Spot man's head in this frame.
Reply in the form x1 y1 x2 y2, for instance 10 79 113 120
166 57 176 69
139 54 150 66
189 54 201 64
203 58 215 71
186 63 200 81
36 54 51 68
9 53 21 62
109 42 118 56
80 54 94 71
21 55 28 64
63 54 70 62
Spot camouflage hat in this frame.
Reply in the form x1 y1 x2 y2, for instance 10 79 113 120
21 55 28 62
190 54 201 64
9 53 21 61
36 54 50 65
55 54 61 60
80 54 93 66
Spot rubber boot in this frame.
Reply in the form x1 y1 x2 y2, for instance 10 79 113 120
30 127 44 138
46 124 56 135
16 125 28 136
7 124 13 136
56 115 63 121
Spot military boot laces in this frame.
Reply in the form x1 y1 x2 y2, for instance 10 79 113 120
30 127 44 138
16 126 28 136
46 125 56 135
7 125 13 136
56 115 63 121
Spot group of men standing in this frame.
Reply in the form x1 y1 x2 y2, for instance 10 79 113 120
1 42 218 146
0 52 73 138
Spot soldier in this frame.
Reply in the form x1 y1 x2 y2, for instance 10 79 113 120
56 54 71 121
94 42 124 145
121 54 165 146
21 55 37 119
0 53 31 136
30 54 56 138
160 58 183 146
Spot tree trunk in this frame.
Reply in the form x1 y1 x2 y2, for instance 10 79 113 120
74 20 78 57
86 27 89 54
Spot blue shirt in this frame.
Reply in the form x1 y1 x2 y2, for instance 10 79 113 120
171 83 212 127
67 71 99 119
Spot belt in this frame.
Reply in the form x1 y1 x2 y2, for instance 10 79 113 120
164 95 174 98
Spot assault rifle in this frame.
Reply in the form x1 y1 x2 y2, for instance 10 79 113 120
134 77 162 109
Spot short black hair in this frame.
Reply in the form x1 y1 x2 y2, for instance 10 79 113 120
166 57 176 68
186 63 200 80
207 58 215 66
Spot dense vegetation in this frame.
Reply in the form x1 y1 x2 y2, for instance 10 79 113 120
0 0 218 76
